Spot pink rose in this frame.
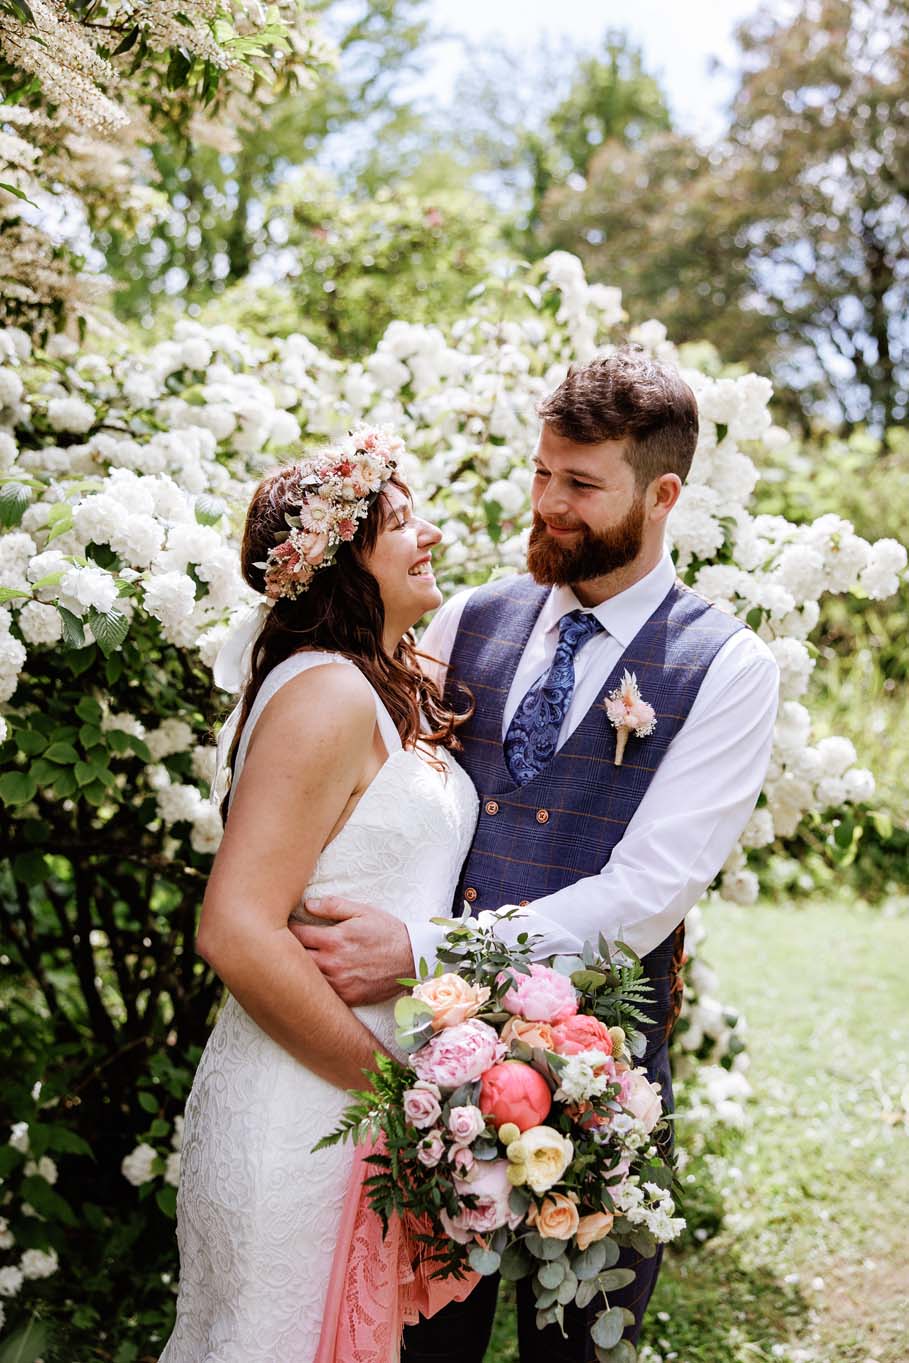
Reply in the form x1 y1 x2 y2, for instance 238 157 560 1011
550 1014 614 1058
440 1160 521 1243
412 1020 503 1090
622 1070 663 1133
449 1145 475 1176
417 1130 445 1167
479 1061 552 1132
403 1082 443 1129
447 1104 487 1145
500 964 578 1024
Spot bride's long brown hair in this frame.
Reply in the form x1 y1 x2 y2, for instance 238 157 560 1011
222 462 469 816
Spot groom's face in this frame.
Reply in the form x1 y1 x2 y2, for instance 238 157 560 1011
527 426 646 586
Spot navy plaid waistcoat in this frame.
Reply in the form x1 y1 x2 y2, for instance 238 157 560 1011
445 573 745 1054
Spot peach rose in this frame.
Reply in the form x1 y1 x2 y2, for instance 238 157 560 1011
501 1016 556 1052
550 1014 614 1057
413 974 491 1032
527 1191 579 1241
575 1211 614 1251
479 1061 552 1132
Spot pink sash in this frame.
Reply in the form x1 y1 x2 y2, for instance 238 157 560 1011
314 1141 480 1363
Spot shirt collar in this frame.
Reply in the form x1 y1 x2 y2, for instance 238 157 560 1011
539 552 677 650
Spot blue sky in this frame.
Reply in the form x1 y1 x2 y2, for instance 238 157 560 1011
417 0 786 138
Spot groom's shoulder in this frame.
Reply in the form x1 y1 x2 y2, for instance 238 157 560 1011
462 572 545 615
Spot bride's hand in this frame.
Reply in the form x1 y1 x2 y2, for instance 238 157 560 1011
290 897 416 1005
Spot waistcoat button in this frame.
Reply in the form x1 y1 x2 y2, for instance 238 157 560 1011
535 809 550 824
464 887 478 903
485 800 499 816
518 899 529 907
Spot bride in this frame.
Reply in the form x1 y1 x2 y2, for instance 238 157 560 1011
159 430 479 1362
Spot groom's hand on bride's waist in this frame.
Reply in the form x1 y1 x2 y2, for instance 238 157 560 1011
289 897 416 1005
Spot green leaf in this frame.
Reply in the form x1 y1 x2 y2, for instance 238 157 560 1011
21 1173 76 1225
12 851 49 886
76 696 102 723
74 760 98 787
45 511 74 544
0 180 38 208
87 605 129 656
44 741 79 764
53 769 79 799
393 996 435 1053
16 730 47 756
0 1317 51 1363
0 585 31 603
525 1231 567 1261
536 1258 566 1288
111 23 139 55
499 1240 533 1281
138 1091 158 1113
57 605 85 649
79 723 102 747
746 605 764 630
594 1341 636 1363
155 1184 177 1218
0 479 31 527
467 1245 501 1275
834 815 855 848
590 1306 625 1350
0 769 38 805
597 1268 637 1292
570 968 608 991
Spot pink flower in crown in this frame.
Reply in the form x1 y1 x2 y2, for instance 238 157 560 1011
297 529 329 565
264 540 312 599
337 517 357 542
603 670 657 767
298 495 334 533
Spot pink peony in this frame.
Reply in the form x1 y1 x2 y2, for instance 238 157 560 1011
439 1160 522 1244
500 964 578 1024
479 1061 552 1132
622 1070 663 1132
550 1014 614 1058
411 1020 503 1090
403 1083 443 1130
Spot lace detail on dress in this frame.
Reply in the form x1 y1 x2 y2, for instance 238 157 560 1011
159 653 478 1363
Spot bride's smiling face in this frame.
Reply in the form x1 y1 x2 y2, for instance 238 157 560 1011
362 483 443 644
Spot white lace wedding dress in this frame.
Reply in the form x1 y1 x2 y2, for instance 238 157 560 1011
159 652 478 1363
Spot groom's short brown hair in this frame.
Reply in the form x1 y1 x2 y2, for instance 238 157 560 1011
537 346 699 490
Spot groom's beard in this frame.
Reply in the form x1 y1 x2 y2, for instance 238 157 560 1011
526 498 647 586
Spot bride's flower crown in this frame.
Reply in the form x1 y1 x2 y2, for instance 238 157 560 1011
256 427 404 600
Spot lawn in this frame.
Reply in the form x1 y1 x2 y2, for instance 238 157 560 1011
487 898 909 1363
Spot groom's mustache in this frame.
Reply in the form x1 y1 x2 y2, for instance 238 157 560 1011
527 504 646 584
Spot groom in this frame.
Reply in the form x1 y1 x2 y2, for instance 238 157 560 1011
294 347 779 1359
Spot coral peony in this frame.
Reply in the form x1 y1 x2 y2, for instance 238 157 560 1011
499 964 578 1023
480 1061 552 1132
550 1014 614 1057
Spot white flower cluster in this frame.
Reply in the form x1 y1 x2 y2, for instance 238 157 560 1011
552 1050 612 1104
1 1126 61 1297
612 1178 686 1243
120 1112 183 1190
0 254 905 893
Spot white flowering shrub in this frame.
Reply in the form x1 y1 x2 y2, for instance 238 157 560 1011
0 254 905 1350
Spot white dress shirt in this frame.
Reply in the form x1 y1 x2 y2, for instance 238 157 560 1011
409 551 780 968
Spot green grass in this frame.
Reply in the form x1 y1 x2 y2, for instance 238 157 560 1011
488 898 909 1363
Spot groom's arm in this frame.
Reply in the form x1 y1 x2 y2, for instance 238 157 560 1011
408 630 780 970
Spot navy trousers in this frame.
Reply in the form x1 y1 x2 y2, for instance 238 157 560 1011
401 1041 673 1362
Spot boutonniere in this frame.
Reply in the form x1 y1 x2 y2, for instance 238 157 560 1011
603 670 657 766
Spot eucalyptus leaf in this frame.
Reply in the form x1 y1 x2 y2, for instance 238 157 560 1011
533 1285 559 1309
536 1258 566 1289
499 1240 533 1281
467 1245 500 1276
594 1340 636 1363
574 1277 602 1309
571 968 608 990
597 1267 637 1292
526 1230 567 1261
572 1237 608 1279
590 1306 625 1350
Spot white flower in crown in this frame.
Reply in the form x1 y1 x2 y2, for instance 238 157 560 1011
602 671 657 767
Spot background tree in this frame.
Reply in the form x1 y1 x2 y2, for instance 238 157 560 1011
99 0 433 322
537 0 909 433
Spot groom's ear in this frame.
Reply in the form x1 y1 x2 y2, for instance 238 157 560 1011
649 473 682 521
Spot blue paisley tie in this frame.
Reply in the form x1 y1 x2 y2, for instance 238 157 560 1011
503 609 604 785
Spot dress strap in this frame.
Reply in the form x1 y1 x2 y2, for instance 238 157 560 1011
224 652 401 808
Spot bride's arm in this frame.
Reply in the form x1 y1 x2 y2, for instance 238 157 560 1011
196 663 390 1090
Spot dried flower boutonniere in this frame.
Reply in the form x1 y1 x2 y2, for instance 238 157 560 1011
603 670 657 766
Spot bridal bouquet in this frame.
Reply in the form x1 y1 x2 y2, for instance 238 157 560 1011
318 916 684 1361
